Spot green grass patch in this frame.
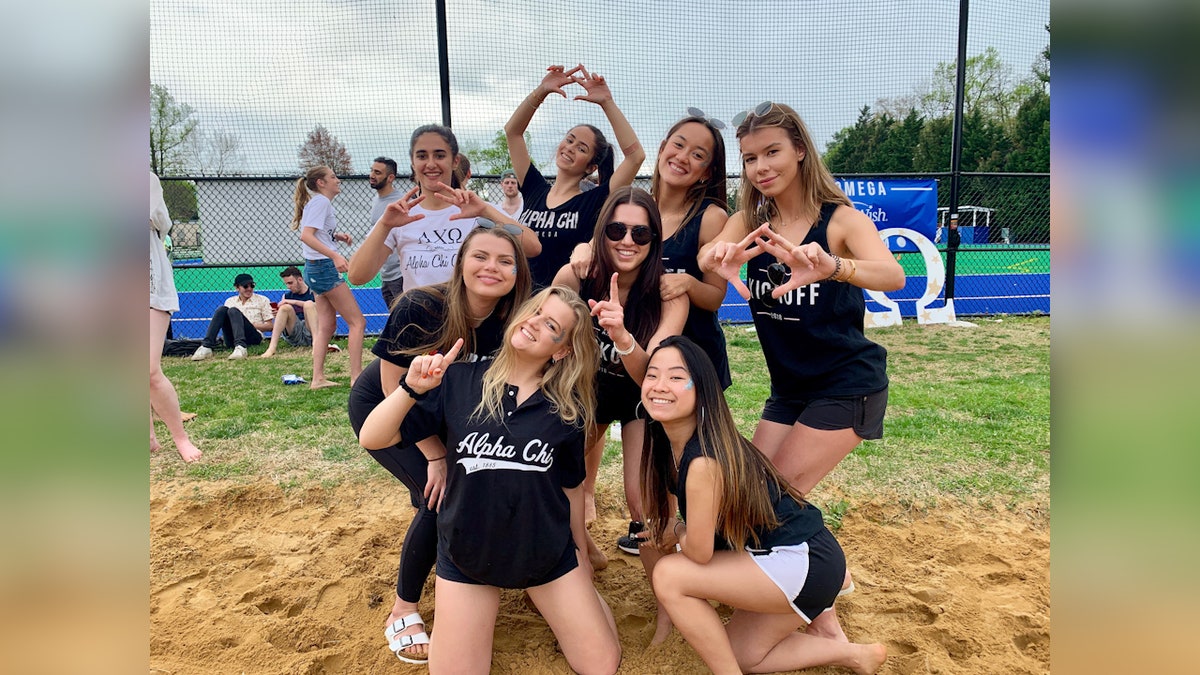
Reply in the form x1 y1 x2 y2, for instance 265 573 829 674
155 317 1050 512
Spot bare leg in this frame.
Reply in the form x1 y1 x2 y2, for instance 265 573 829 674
149 308 201 462
526 563 621 675
260 304 297 358
638 543 674 645
323 282 365 385
310 294 339 388
620 419 646 522
427 577 501 675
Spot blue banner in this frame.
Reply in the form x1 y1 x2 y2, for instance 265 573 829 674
835 178 937 252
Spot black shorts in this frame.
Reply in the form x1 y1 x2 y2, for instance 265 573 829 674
751 528 846 623
436 539 578 588
594 372 643 426
761 387 887 440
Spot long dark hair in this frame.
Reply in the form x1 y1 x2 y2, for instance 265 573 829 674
640 336 805 550
649 116 729 226
583 186 664 346
394 225 532 358
572 124 614 185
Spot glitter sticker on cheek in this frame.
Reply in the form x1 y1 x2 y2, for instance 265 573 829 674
684 379 694 390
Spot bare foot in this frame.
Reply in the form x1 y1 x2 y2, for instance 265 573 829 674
649 610 673 646
384 598 428 661
310 379 340 390
175 439 202 463
586 531 608 571
807 607 848 642
851 642 887 675
584 491 597 524
260 349 276 358
150 436 162 453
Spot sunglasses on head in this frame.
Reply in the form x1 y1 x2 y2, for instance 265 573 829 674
476 219 523 237
605 221 653 246
686 107 726 130
732 101 779 127
759 262 790 308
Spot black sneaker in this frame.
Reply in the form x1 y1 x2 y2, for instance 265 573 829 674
617 520 645 555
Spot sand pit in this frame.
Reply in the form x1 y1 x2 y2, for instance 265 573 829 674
150 480 1048 674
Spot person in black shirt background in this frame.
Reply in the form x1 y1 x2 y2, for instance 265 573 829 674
360 287 620 675
638 336 887 675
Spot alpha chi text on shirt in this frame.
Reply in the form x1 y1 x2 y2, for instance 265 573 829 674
518 208 580 237
455 431 558 474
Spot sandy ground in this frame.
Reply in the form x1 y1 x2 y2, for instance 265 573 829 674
150 480 1048 674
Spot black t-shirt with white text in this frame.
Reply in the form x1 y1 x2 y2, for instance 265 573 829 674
419 361 586 588
518 164 611 288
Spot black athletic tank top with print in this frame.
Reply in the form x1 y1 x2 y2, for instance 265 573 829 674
662 209 731 389
746 202 887 399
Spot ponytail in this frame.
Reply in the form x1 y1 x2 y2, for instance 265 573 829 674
290 166 330 230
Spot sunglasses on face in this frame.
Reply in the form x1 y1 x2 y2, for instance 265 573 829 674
239 283 255 289
732 101 778 127
759 262 790 308
605 221 653 246
686 107 726 130
476 219 523 237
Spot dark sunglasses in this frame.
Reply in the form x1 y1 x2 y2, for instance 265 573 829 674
475 219 523 237
732 101 778 127
605 221 653 246
759 262 790 308
239 283 256 289
686 107 726 130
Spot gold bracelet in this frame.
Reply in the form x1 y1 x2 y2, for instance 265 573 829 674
843 258 857 283
525 96 542 111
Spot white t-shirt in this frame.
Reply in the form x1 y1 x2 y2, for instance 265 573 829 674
383 203 477 290
300 193 338 261
489 197 524 223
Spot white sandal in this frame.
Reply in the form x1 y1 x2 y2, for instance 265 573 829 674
385 612 430 664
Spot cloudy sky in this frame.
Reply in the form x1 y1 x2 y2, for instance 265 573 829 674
150 0 1049 176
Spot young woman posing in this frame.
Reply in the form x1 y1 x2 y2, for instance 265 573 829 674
699 102 904 639
348 124 539 290
570 111 733 527
553 186 688 570
291 165 365 388
506 64 644 288
639 336 887 675
359 287 620 675
347 219 532 663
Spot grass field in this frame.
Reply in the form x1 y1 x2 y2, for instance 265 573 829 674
154 316 1050 515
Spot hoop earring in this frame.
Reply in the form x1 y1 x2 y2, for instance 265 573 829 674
635 400 645 419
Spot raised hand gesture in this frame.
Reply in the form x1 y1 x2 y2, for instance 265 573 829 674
754 227 834 298
587 273 635 353
404 338 464 395
573 65 613 106
699 224 770 300
431 181 492 220
377 186 426 230
539 64 583 99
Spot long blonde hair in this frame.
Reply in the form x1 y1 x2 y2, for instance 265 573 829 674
290 165 332 230
472 286 597 430
735 102 848 226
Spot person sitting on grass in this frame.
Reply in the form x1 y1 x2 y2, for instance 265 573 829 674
261 266 316 358
191 273 273 361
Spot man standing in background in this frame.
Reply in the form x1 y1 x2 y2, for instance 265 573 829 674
370 157 406 310
491 169 523 221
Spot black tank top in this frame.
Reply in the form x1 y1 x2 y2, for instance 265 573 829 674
745 202 888 399
662 208 732 389
672 434 825 552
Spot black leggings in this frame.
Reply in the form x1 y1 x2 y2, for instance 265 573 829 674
201 306 262 349
348 374 437 604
